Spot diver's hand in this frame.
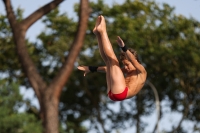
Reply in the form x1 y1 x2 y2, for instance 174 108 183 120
116 36 125 47
77 65 90 76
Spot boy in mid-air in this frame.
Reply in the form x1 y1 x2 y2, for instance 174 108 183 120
77 15 147 101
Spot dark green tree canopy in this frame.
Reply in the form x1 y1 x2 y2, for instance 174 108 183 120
1 0 200 133
61 0 200 132
0 80 42 133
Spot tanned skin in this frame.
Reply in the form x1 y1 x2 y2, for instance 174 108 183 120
77 15 147 99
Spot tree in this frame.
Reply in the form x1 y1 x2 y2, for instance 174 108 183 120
0 79 42 133
1 0 200 132
1 0 90 133
60 0 200 132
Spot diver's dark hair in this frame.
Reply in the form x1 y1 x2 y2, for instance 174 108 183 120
119 48 141 63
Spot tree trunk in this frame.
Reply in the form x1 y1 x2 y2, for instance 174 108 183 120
3 0 90 133
136 95 141 133
42 90 59 133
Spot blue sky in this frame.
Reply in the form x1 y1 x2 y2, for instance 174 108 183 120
1 0 200 41
1 0 200 133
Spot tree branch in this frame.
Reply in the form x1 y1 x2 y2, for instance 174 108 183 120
146 80 161 133
2 0 64 104
21 0 64 31
3 0 17 29
49 0 91 98
97 106 107 133
172 94 189 133
3 0 43 102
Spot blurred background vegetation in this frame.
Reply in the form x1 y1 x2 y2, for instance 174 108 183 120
0 0 200 132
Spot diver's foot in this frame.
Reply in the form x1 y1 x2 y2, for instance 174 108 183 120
93 15 107 35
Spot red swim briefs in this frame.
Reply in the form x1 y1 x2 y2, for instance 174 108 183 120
108 87 128 101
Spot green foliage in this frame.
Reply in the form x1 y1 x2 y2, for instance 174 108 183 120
0 80 42 133
61 0 200 132
0 9 41 86
35 8 77 83
1 0 200 132
0 14 20 73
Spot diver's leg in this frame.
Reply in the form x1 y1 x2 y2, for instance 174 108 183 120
95 16 126 94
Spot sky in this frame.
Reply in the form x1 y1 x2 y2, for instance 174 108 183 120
1 0 200 133
1 0 200 41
